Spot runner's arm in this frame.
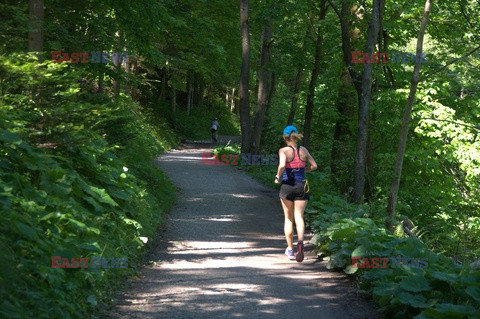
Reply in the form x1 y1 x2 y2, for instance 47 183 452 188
303 148 318 172
275 149 286 184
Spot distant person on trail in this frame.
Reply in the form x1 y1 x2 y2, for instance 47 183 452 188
274 125 317 262
210 117 219 143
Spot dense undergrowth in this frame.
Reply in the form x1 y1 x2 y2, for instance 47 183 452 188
162 104 241 140
0 54 178 318
213 143 480 318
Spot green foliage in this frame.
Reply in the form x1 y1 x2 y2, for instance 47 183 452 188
161 103 240 140
310 216 480 318
213 143 279 187
0 55 177 318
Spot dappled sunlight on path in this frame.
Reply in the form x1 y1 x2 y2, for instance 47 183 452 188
109 144 379 319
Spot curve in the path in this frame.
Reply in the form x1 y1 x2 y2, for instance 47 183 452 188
109 145 380 319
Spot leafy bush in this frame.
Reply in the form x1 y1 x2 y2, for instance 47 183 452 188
315 218 480 318
0 54 177 318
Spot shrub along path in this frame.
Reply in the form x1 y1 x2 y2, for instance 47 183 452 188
109 143 379 318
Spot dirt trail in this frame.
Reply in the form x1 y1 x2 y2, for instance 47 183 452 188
109 143 380 319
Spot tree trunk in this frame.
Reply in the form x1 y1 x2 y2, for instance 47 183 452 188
351 0 382 204
251 17 273 154
286 14 315 126
198 77 205 107
266 72 276 114
386 0 432 232
193 72 199 106
170 73 176 113
186 72 193 115
158 68 167 104
231 88 236 112
28 0 44 61
98 49 105 94
336 0 362 94
331 69 356 194
365 0 385 201
286 70 303 126
124 52 131 95
304 1 328 149
239 0 252 153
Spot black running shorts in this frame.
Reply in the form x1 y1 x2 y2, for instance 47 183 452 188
279 182 309 201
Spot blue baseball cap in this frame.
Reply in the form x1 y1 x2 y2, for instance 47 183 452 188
283 125 298 136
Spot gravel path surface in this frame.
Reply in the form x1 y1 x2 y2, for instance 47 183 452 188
109 143 380 319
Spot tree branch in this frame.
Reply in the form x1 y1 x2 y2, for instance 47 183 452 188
419 45 480 82
415 117 480 132
458 0 477 32
326 0 341 19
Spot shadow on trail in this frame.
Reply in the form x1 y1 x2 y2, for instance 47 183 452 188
109 143 380 319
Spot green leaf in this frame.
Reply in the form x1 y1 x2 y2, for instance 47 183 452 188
331 227 356 240
68 218 87 231
429 270 458 284
40 212 58 221
465 286 480 304
395 292 435 309
373 283 399 297
399 275 431 292
0 300 23 318
351 245 368 257
422 304 477 318
78 242 101 252
14 222 35 240
86 295 97 307
0 129 22 144
343 264 359 275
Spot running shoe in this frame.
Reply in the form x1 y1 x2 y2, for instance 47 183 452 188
285 248 295 260
296 240 304 262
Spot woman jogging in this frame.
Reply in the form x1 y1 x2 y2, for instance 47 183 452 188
274 125 317 262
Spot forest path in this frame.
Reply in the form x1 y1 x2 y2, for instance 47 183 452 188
109 142 380 318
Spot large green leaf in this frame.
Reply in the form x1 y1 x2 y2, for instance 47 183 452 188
399 275 431 292
421 304 477 318
394 292 436 309
465 286 480 304
429 270 458 284
0 129 22 144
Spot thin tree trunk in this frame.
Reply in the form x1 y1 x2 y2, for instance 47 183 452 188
386 0 432 232
251 17 273 154
186 72 193 115
193 72 199 106
98 49 105 94
124 53 131 95
198 77 205 107
266 72 276 114
286 14 315 126
28 0 44 61
351 0 382 204
158 68 167 103
304 1 328 149
286 70 304 126
327 0 362 93
239 0 252 153
171 72 176 113
231 88 236 112
365 0 385 201
331 69 356 193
